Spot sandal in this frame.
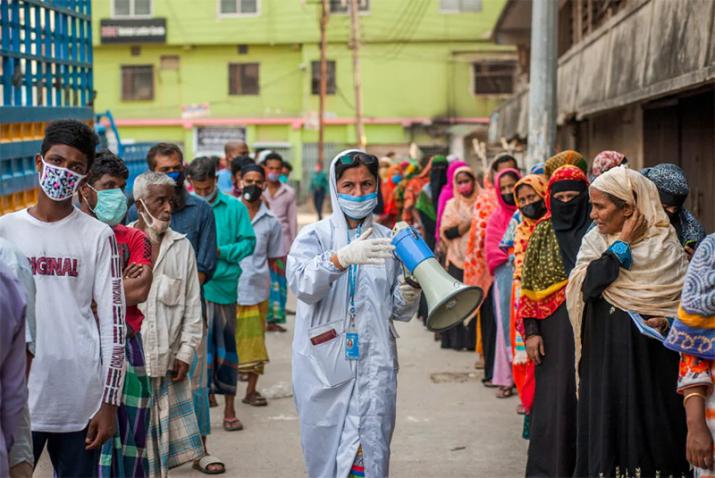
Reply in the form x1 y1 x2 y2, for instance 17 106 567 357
193 455 226 475
496 386 515 399
208 394 218 408
242 392 268 407
223 417 244 431
516 404 526 415
267 323 288 333
481 378 498 388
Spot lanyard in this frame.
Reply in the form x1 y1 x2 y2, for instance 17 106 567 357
346 224 362 329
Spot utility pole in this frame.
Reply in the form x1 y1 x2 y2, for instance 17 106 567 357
349 0 366 149
318 0 329 167
526 0 558 169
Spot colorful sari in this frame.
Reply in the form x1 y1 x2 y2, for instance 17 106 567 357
402 160 430 225
486 168 521 388
435 161 467 242
508 174 547 415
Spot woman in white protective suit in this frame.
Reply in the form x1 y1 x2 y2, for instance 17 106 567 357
287 150 421 478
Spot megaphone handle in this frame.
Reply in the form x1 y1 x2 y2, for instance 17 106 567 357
400 263 421 289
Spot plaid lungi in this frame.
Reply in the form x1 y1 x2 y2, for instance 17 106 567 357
206 302 238 395
146 374 203 478
99 334 152 477
267 257 287 324
236 301 270 375
190 320 211 436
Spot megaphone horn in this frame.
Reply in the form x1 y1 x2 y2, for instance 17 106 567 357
391 222 483 332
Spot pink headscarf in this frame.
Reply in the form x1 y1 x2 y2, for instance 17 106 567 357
485 168 521 274
591 150 626 178
435 160 467 240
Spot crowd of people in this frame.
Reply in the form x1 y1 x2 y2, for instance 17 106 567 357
2 118 715 478
377 147 715 478
0 120 299 477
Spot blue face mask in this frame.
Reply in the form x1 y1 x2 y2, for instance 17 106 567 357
337 192 378 220
391 174 403 185
166 170 184 188
88 186 128 226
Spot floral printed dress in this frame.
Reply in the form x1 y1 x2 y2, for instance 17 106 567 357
679 354 715 478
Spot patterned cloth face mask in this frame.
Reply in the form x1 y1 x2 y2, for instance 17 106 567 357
39 157 86 202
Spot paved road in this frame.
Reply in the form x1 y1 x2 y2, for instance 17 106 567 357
169 313 528 477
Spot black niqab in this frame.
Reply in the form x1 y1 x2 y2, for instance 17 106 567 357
550 181 591 273
429 162 449 213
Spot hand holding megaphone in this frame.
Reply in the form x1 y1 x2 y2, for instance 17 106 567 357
335 227 395 268
391 222 483 331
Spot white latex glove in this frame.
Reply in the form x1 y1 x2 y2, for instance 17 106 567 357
398 275 421 304
336 227 395 268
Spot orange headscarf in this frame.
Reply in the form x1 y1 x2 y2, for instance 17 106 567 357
512 174 548 282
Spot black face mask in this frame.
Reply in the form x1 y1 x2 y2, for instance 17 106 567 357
666 208 680 226
520 199 546 220
242 184 262 202
501 193 516 206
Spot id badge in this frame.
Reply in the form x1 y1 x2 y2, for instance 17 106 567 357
345 331 360 360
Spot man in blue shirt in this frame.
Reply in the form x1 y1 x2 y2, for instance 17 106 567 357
126 143 217 283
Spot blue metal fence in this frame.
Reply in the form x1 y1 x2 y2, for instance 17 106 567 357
0 0 93 214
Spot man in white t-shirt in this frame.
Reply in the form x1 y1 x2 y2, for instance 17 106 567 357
0 120 126 478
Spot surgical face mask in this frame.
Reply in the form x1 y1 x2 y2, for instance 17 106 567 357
279 174 289 184
195 187 218 204
267 172 280 183
39 158 85 202
166 170 184 188
391 174 402 185
501 193 516 206
337 191 378 220
242 184 262 202
138 199 170 243
520 199 546 220
88 186 128 226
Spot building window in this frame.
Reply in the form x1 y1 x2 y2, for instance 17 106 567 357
160 55 180 70
229 63 260 95
311 60 336 95
472 61 516 95
329 0 369 14
219 0 259 15
121 65 154 100
440 0 482 13
113 0 151 17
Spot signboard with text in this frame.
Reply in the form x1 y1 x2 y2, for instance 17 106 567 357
194 126 247 156
100 18 167 44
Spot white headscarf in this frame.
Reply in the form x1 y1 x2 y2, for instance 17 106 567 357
328 149 374 250
566 166 689 366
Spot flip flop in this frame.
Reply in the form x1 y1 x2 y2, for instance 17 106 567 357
223 417 244 431
481 379 498 388
496 387 515 399
242 392 268 407
193 455 226 475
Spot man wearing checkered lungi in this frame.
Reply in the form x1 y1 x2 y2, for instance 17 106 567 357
132 172 205 477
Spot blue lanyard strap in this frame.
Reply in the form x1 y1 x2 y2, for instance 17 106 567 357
346 224 362 323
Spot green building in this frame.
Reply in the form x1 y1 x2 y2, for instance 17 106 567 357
93 0 514 191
